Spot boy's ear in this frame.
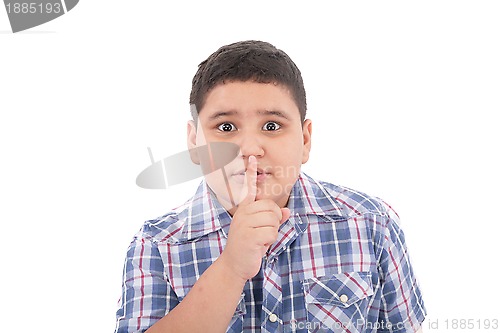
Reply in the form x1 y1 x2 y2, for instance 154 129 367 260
187 120 200 164
301 119 312 164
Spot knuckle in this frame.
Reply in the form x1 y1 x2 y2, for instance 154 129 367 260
264 213 279 225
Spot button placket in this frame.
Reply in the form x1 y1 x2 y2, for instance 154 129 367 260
261 257 282 332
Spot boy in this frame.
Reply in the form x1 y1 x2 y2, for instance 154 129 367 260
115 40 426 333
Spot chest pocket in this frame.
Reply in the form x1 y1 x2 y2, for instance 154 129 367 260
302 272 374 333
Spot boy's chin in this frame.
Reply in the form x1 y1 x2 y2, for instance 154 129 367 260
214 188 288 212
255 190 290 208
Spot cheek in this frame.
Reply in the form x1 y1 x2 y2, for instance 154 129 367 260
270 140 303 166
271 162 301 183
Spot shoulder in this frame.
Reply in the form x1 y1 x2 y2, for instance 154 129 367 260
133 200 191 244
296 174 404 245
327 182 387 215
302 173 396 220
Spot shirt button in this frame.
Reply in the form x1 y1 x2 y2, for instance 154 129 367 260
269 313 278 323
339 294 349 303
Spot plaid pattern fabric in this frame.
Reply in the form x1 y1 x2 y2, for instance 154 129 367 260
115 173 426 333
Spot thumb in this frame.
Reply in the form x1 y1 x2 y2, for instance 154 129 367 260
280 208 291 224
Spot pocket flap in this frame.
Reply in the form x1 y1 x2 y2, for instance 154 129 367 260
234 293 246 316
302 272 374 308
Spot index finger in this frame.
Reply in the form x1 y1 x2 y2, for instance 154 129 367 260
241 155 257 205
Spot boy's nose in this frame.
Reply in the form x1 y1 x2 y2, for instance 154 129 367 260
238 134 264 158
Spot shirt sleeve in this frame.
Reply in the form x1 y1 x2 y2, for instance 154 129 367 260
377 205 426 333
115 236 179 333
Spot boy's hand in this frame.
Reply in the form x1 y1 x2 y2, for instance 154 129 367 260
219 155 291 283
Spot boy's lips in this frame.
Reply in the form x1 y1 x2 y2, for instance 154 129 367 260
231 168 271 184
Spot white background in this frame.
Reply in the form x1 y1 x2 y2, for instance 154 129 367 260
1 1 499 332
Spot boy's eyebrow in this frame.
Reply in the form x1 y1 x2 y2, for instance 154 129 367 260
208 111 238 121
258 110 290 120
208 110 290 121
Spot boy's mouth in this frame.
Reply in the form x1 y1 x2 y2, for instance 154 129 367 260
231 168 271 183
233 167 269 175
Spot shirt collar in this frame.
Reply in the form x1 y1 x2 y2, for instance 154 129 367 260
178 172 348 241
289 172 347 218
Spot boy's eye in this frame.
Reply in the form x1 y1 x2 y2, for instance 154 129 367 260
262 121 281 131
217 122 236 132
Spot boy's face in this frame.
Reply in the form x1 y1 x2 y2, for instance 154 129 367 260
188 81 312 214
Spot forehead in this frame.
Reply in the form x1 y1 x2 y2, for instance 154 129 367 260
199 81 301 121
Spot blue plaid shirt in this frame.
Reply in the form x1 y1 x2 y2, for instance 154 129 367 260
115 173 426 333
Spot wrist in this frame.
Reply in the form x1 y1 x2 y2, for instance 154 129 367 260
216 253 248 287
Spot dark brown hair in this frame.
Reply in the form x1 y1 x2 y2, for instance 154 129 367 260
190 40 307 122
